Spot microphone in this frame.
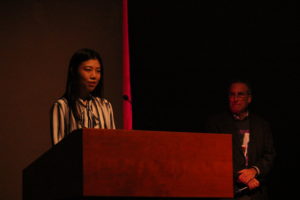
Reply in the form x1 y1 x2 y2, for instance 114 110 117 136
235 186 248 194
123 95 132 104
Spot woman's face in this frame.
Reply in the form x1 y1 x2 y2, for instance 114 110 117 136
77 59 101 96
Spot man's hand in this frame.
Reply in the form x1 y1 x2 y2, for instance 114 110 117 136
237 168 257 184
237 168 260 190
247 178 260 190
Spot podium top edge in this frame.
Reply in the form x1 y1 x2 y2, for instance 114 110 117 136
74 128 232 136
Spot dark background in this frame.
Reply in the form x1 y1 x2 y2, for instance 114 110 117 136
129 1 299 199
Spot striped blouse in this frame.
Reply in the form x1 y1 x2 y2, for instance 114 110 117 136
50 96 116 145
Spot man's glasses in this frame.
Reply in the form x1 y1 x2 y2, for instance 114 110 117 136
228 92 250 99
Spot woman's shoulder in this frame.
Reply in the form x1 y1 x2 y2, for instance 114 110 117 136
50 97 69 114
52 98 69 110
53 97 68 105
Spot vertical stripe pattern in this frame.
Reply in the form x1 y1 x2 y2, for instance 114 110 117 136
50 97 116 145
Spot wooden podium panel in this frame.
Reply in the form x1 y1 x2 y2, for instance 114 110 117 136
23 129 233 199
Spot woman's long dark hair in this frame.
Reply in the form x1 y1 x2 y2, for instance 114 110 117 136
63 48 104 121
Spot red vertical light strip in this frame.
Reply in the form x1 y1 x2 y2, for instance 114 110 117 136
122 0 132 129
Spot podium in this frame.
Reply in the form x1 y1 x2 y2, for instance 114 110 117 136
23 129 233 199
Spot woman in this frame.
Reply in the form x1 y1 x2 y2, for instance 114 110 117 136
50 48 116 145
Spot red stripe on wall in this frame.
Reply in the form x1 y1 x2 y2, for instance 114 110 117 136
122 0 132 129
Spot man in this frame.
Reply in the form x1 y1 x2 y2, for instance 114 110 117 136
206 80 276 200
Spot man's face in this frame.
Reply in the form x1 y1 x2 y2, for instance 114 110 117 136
228 82 252 114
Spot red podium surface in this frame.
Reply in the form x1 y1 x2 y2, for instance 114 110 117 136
23 129 233 199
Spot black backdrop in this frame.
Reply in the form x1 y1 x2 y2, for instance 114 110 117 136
128 1 299 199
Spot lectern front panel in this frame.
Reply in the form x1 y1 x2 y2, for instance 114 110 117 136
23 129 233 199
82 129 233 198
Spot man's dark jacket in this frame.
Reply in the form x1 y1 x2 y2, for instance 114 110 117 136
206 111 276 199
